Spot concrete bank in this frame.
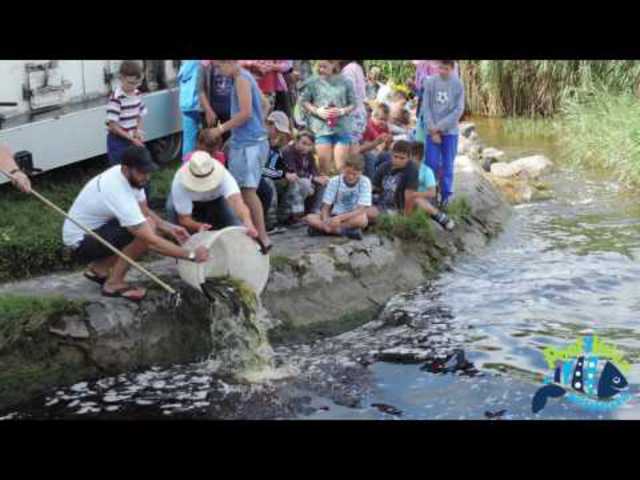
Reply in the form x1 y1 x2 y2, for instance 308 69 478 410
0 136 512 410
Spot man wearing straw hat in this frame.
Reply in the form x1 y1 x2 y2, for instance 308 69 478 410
0 144 31 193
166 150 259 238
62 146 210 302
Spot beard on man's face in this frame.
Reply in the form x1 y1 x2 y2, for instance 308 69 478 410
125 170 149 189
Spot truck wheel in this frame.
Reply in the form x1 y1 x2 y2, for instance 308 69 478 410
148 133 182 165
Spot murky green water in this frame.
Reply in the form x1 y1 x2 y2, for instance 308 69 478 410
308 118 640 419
4 118 640 420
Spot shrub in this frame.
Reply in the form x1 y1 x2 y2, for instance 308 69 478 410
374 209 435 244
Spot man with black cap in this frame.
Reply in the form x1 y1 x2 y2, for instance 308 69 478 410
62 145 209 302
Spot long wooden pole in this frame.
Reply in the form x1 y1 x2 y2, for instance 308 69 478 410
0 168 177 296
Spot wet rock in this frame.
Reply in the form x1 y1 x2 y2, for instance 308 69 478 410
487 176 534 204
49 316 90 339
481 147 505 162
490 155 553 179
459 122 476 139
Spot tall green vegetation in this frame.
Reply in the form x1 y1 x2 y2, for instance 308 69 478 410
559 87 640 185
461 60 640 117
364 60 415 85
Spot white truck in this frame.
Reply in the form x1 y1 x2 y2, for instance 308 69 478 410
0 60 184 184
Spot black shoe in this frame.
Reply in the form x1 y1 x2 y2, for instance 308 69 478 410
432 212 455 231
342 228 363 241
439 198 450 212
307 226 325 237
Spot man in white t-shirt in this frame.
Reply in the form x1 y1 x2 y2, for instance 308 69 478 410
166 151 258 239
62 146 209 302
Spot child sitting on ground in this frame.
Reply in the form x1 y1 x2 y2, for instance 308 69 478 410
279 130 329 225
365 140 418 222
408 142 455 231
183 128 226 166
304 154 371 241
359 103 393 180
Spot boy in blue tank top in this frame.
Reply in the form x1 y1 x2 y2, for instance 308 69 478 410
214 60 272 252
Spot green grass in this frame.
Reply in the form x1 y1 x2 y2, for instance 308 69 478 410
0 294 85 351
558 88 640 185
446 196 473 223
0 294 82 323
374 209 436 244
0 157 179 283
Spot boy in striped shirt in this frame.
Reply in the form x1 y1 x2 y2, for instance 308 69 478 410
106 61 148 166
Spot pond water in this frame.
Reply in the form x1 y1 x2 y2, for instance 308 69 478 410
308 117 640 420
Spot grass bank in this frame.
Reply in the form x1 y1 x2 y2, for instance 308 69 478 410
0 156 180 283
559 89 640 185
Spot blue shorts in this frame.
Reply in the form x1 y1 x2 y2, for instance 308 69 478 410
228 139 269 189
316 133 353 146
107 133 131 166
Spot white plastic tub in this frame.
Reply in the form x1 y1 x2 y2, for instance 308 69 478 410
177 226 270 295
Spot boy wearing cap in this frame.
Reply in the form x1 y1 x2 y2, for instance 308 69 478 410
261 110 293 230
166 151 258 237
63 146 209 302
280 130 329 224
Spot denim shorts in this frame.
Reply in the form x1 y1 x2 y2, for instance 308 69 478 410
228 139 269 189
316 133 353 146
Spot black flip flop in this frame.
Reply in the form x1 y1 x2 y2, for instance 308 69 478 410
255 238 273 255
101 285 146 303
84 270 108 286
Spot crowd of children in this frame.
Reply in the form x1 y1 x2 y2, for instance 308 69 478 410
119 58 465 240
57 59 464 301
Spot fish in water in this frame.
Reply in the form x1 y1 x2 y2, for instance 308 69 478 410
532 354 629 414
421 350 479 377
484 409 507 419
371 403 403 416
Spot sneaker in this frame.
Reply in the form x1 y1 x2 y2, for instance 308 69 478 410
342 228 363 241
307 226 325 237
433 212 455 231
439 197 450 211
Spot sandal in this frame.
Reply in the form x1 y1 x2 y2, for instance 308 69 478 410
101 285 147 303
255 238 273 255
84 269 108 286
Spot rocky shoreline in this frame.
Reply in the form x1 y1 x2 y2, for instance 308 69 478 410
0 123 554 411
